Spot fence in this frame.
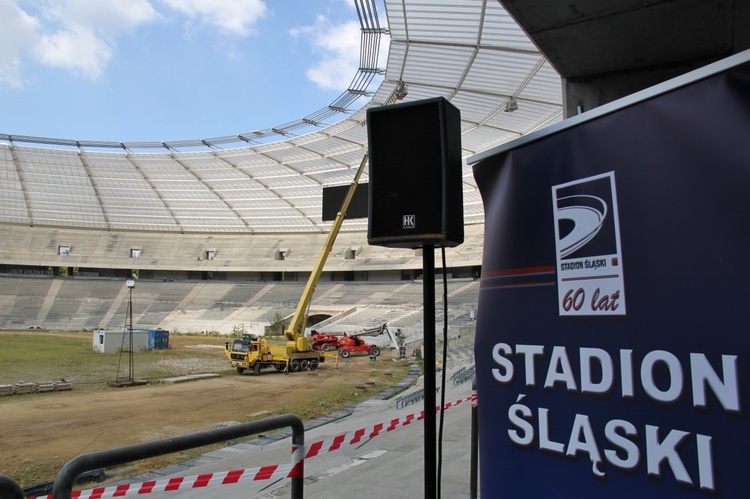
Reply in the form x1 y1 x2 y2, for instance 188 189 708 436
0 414 304 499
452 365 476 386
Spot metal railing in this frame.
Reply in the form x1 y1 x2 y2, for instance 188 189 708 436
451 366 467 380
452 365 476 386
395 387 441 409
49 414 304 499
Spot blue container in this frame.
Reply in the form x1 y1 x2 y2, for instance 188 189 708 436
147 329 169 350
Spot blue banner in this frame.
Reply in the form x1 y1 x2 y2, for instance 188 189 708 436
472 56 750 497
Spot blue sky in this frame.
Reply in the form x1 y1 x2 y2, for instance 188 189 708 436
0 0 386 143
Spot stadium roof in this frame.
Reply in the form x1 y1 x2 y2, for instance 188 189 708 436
0 0 563 233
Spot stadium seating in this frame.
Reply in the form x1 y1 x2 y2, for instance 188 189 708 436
0 276 478 336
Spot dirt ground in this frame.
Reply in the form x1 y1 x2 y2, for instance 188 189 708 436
0 354 406 488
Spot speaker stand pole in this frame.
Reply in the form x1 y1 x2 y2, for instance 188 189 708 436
422 243 437 498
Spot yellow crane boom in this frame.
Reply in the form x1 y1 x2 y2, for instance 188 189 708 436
283 82 408 352
284 152 369 349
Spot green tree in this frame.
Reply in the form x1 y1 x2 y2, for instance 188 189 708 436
268 312 286 336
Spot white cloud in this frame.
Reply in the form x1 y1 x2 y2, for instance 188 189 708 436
34 0 159 79
35 27 112 79
0 0 159 86
158 0 267 37
0 0 357 90
42 0 160 33
0 0 40 88
291 16 361 91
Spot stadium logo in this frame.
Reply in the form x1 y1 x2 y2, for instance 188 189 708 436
552 172 626 316
556 194 607 258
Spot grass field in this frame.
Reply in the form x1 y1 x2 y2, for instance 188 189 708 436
0 331 414 489
0 331 233 386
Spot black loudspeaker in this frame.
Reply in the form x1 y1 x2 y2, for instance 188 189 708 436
367 97 463 248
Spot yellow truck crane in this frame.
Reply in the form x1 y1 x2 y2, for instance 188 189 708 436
224 335 322 374
224 156 365 374
225 82 407 375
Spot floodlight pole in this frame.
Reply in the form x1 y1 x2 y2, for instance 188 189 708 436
126 279 136 383
422 244 437 498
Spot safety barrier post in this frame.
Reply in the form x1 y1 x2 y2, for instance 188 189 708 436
470 380 478 499
52 414 304 499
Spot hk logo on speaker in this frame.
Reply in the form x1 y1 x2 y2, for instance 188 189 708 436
402 214 416 229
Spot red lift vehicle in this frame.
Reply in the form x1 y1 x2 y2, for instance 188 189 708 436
309 331 343 352
311 329 380 358
338 333 380 358
310 323 401 358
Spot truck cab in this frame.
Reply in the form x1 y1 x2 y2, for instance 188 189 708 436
226 338 270 374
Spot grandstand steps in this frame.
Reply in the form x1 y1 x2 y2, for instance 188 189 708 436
445 280 479 302
0 276 52 328
97 281 131 329
243 283 276 306
311 283 345 305
192 283 286 333
0 277 477 345
368 282 413 306
36 279 63 325
159 281 207 326
209 302 270 333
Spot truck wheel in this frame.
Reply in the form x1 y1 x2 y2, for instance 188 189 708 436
301 359 310 371
340 349 350 358
290 360 301 372
274 364 285 371
236 367 245 374
371 347 381 356
253 362 261 375
310 359 319 370
322 343 331 352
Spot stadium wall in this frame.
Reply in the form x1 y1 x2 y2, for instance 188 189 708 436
0 223 484 281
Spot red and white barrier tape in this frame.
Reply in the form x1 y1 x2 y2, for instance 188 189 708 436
306 393 474 459
51 464 297 499
32 394 475 498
